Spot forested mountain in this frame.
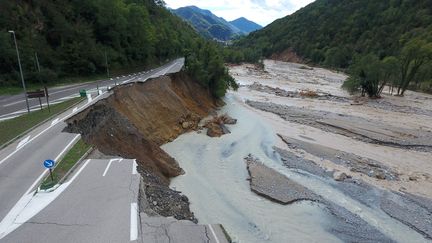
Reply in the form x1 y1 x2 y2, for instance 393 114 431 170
173 6 243 41
236 0 432 67
233 0 432 94
0 0 236 97
229 17 262 34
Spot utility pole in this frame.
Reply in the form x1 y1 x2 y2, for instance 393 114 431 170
9 30 30 113
35 52 41 73
35 52 50 112
104 50 109 78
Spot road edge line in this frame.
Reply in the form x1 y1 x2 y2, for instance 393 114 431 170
0 97 85 151
130 202 138 241
208 224 221 243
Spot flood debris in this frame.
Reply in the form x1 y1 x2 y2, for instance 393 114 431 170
275 146 432 240
277 135 400 180
244 155 393 242
247 100 432 152
245 155 319 204
247 82 349 103
204 114 237 137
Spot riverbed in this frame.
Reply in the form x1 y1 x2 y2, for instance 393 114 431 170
162 60 432 242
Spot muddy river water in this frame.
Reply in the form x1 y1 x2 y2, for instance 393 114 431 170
163 93 428 242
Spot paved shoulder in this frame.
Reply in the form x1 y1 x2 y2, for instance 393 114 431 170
2 158 139 243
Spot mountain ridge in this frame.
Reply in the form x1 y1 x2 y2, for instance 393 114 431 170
230 17 262 34
173 6 261 41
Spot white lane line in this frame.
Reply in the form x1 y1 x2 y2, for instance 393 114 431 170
0 135 81 238
102 159 115 177
0 115 19 122
0 101 84 166
208 224 220 243
72 107 78 113
130 203 138 241
2 100 25 107
132 160 137 175
51 118 59 126
122 77 135 84
0 159 90 239
16 136 30 150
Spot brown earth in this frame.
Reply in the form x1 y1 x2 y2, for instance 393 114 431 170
66 72 217 181
64 71 218 221
270 48 304 63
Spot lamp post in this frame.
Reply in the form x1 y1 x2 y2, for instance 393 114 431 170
9 30 30 113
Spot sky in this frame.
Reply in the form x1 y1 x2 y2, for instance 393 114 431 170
164 0 315 26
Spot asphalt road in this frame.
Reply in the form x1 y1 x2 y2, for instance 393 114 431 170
0 59 184 240
1 158 140 243
0 58 184 121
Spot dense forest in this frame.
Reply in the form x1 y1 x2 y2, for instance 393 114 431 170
233 0 432 95
0 0 236 97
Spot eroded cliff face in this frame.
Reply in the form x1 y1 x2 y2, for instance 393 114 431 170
65 72 217 183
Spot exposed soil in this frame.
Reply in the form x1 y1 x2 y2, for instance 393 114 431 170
204 114 237 137
64 71 217 221
270 48 304 63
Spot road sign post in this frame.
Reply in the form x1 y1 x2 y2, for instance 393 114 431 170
43 159 55 182
44 86 50 113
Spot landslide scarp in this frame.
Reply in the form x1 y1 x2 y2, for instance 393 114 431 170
64 71 217 220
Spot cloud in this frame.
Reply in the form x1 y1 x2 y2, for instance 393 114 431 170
164 0 315 26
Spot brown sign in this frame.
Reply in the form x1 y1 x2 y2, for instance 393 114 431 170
27 90 45 98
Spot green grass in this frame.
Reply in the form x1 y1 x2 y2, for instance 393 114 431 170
0 97 84 147
40 139 91 190
0 76 105 96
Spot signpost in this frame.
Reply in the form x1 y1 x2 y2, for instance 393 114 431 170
44 159 55 182
26 88 50 112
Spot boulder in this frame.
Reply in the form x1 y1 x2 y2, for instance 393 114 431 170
333 171 348 181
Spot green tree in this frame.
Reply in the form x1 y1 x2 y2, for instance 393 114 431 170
397 39 432 95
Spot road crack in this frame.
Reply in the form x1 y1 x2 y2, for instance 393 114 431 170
25 221 90 227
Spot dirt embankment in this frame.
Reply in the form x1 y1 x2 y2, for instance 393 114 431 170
65 71 217 221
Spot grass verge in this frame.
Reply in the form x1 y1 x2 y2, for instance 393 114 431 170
40 139 91 190
0 97 84 147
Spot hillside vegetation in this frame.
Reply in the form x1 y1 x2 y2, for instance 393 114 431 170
0 0 236 97
234 0 432 95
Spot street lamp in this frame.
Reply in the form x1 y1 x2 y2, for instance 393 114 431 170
8 30 30 113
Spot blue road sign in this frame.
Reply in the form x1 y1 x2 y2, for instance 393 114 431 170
44 159 55 169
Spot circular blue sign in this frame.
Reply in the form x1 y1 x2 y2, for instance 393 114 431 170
43 159 55 169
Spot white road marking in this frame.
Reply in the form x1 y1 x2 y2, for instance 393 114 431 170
0 115 19 122
0 93 93 166
130 203 138 241
51 118 59 126
122 77 135 84
0 135 82 239
102 159 115 177
16 136 30 150
0 60 183 166
72 107 78 113
132 160 137 175
208 224 220 243
2 100 25 107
